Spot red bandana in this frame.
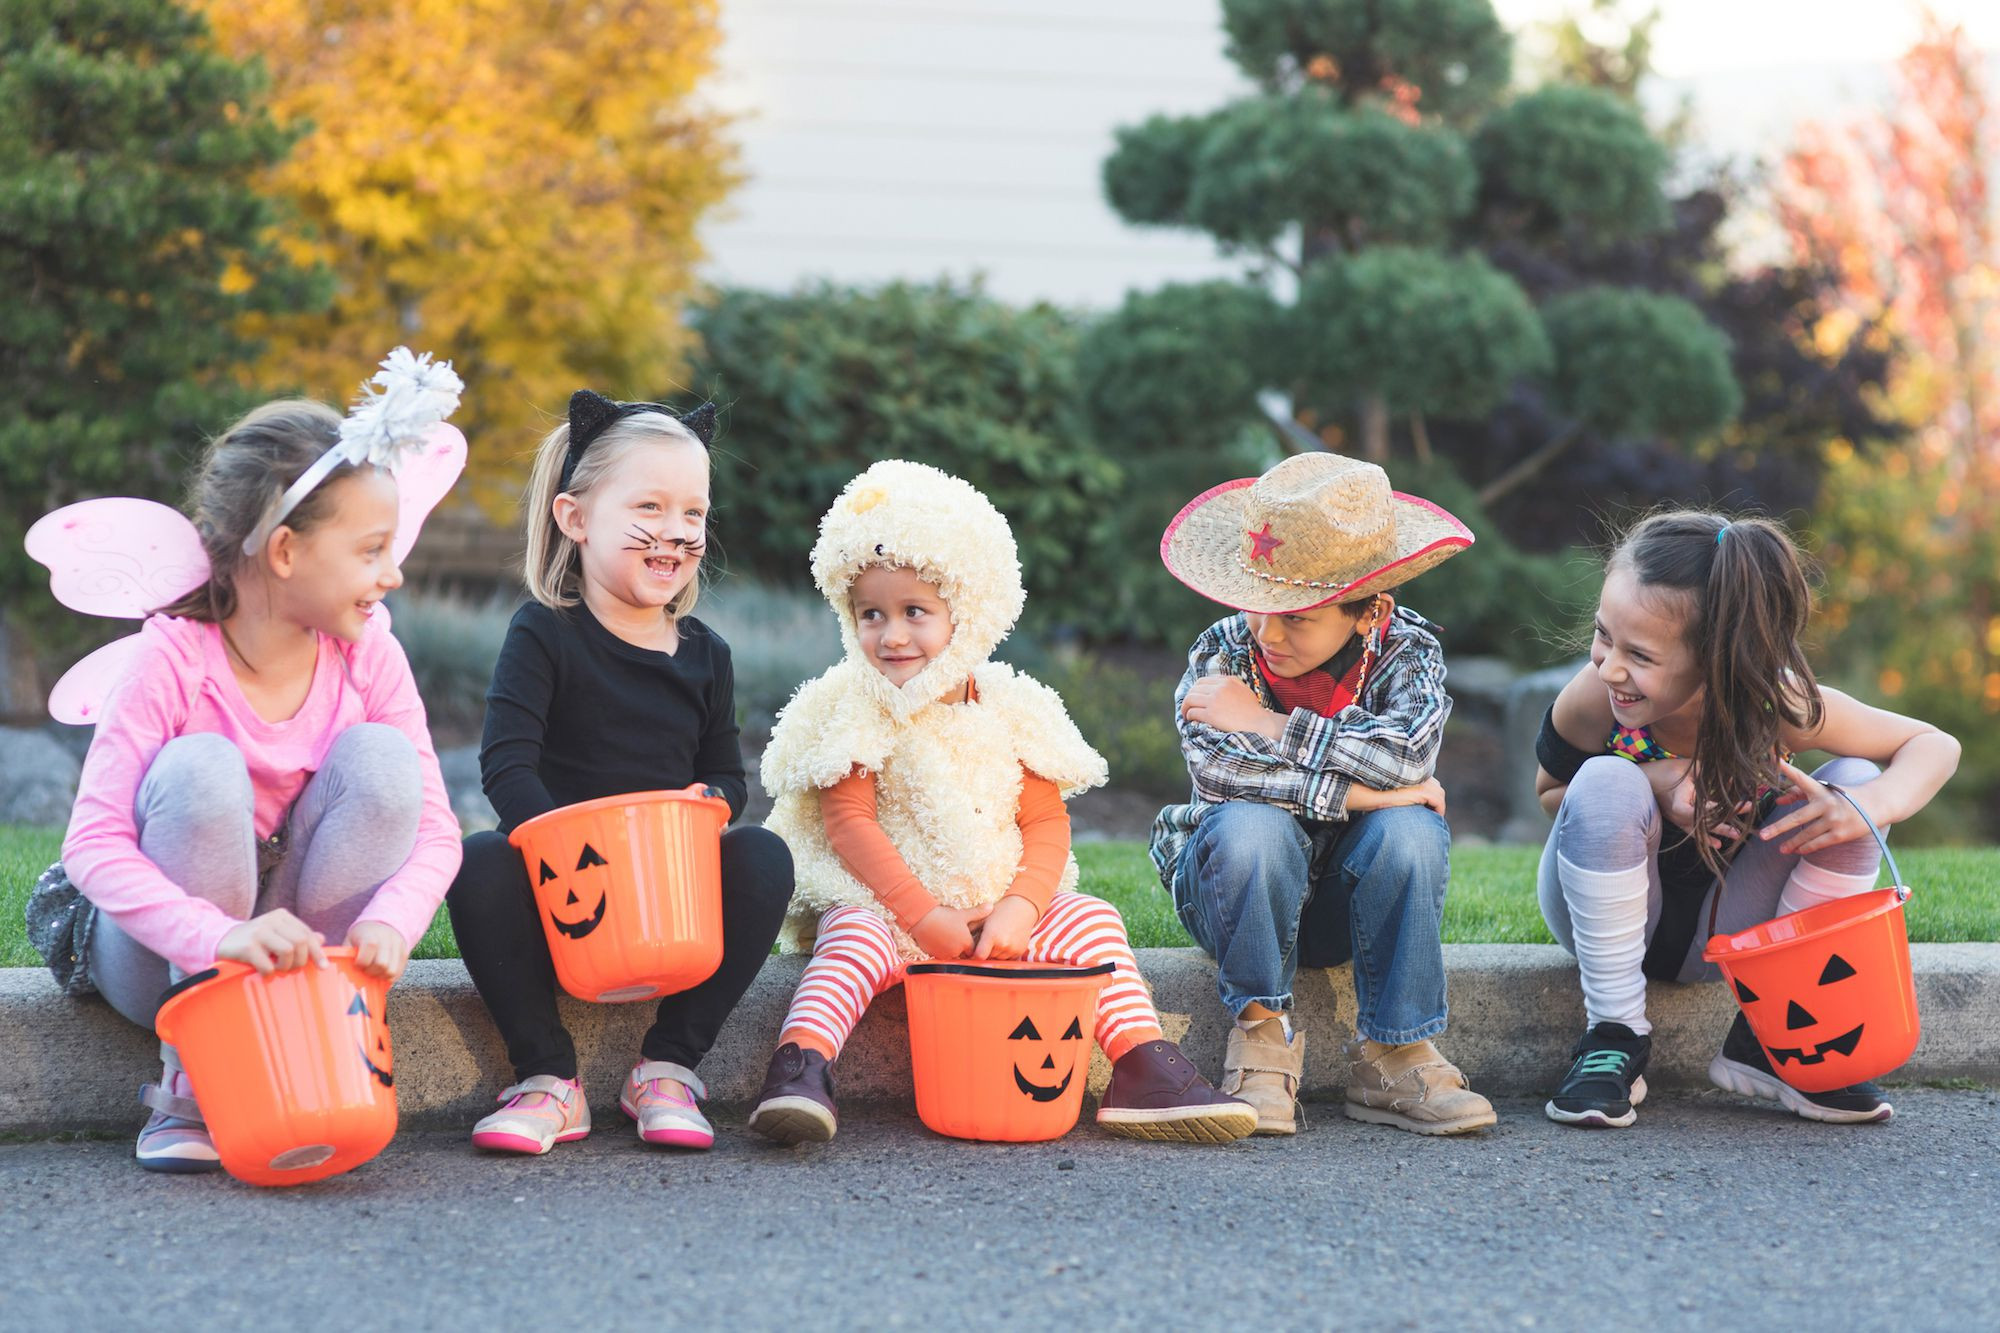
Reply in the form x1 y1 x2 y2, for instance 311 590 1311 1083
1253 641 1373 718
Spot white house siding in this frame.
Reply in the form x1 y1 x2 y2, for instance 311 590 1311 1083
701 0 1256 308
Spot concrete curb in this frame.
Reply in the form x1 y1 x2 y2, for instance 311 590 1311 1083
3 945 1995 1132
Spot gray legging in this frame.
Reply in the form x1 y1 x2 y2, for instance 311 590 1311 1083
88 725 423 1031
1538 754 1885 984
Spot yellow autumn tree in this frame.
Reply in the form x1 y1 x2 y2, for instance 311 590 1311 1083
201 0 737 502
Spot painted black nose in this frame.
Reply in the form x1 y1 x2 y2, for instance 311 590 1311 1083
1786 1000 1817 1030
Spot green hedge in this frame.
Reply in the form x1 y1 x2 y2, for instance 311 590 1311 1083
685 278 1592 664
687 280 1123 627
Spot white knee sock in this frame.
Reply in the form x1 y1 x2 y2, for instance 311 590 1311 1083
1558 853 1653 1036
1777 858 1881 916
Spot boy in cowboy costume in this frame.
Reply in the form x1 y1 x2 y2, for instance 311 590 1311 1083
1153 452 1494 1136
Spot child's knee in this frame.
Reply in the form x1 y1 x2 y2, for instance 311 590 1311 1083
326 723 420 791
1557 756 1657 858
816 905 895 945
447 830 530 910
1347 805 1450 888
721 825 796 906
138 734 253 835
319 724 421 833
810 910 898 967
1812 755 1883 789
1049 892 1131 940
1191 805 1311 925
1569 754 1654 807
1193 802 1309 877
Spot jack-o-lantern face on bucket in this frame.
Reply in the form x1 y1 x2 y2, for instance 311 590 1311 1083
1009 1013 1085 1102
346 991 394 1088
543 843 610 940
1734 952 1866 1069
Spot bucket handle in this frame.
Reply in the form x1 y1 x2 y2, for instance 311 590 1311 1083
1705 780 1909 942
1823 782 1908 904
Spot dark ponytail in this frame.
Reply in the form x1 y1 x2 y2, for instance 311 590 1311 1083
1612 511 1823 877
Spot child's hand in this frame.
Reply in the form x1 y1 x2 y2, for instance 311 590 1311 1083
912 904 990 960
1182 676 1284 739
1659 765 1699 834
1642 756 1693 823
346 921 412 984
972 895 1039 960
1652 760 1751 850
1761 759 1879 856
217 909 329 976
1346 777 1447 815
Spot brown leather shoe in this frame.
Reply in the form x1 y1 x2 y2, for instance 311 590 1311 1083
1221 1018 1303 1136
1097 1040 1257 1143
1343 1038 1495 1136
748 1043 838 1145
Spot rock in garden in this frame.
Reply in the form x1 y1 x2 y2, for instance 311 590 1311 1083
0 726 83 826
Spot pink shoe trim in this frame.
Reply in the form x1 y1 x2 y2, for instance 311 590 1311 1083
637 1124 715 1148
473 1125 590 1154
472 1129 554 1155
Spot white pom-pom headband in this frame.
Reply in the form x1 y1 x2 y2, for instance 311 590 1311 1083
241 347 465 556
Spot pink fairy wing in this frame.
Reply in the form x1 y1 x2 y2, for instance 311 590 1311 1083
47 634 147 726
392 422 468 563
25 499 208 619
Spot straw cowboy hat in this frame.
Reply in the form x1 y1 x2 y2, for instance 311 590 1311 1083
1160 452 1473 614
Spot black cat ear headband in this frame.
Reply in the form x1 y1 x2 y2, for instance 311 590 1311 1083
561 389 718 493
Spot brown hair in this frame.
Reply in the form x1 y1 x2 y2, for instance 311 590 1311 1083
156 400 355 625
1609 510 1824 876
520 411 707 617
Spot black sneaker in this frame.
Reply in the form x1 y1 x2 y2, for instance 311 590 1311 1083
1707 1013 1894 1124
1545 1022 1652 1128
747 1042 838 1144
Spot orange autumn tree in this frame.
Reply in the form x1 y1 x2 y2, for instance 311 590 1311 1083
1776 7 2000 827
201 0 738 502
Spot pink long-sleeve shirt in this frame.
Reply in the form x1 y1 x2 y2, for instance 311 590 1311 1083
62 614 462 973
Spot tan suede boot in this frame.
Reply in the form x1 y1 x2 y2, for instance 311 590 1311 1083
1343 1038 1496 1136
1220 1018 1303 1136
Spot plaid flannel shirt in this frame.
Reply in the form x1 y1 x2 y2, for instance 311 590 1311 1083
1149 606 1453 890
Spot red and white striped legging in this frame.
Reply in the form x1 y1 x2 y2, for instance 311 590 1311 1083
780 892 1165 1064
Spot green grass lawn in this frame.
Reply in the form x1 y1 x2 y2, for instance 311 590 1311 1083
4 824 1995 967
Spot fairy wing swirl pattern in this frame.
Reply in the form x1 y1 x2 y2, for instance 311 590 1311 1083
25 498 209 619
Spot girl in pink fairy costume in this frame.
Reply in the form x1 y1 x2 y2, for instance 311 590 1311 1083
28 350 468 1172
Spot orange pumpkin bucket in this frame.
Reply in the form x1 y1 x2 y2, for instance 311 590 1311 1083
509 786 729 1003
1702 788 1919 1093
904 959 1114 1142
153 947 397 1187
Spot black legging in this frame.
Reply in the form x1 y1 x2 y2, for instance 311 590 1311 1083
447 825 794 1081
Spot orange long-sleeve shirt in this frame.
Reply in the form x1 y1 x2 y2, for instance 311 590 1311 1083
820 763 1071 932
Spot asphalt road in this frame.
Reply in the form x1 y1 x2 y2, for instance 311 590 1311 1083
5 1090 1995 1330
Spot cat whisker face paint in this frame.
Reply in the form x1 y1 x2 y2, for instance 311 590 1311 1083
623 523 705 558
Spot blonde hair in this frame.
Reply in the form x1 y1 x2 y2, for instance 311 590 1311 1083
522 411 708 618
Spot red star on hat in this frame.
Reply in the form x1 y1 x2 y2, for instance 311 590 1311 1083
1246 522 1284 566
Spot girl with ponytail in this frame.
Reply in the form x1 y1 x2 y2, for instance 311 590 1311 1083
1531 511 1959 1128
444 391 793 1157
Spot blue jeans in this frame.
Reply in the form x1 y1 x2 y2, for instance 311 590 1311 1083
1172 802 1450 1044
